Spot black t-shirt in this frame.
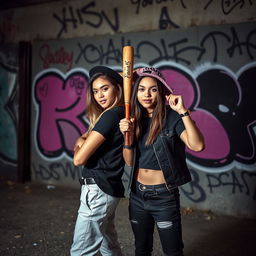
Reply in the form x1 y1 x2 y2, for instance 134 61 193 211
82 106 125 197
136 117 160 170
136 109 185 170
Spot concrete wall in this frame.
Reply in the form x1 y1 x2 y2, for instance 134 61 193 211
0 0 255 42
31 22 256 218
0 0 256 218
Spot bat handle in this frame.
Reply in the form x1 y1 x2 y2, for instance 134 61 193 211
124 103 131 146
124 132 130 146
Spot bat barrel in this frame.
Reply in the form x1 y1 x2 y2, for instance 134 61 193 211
122 46 134 145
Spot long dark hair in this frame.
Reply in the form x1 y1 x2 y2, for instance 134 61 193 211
86 73 123 130
131 76 166 145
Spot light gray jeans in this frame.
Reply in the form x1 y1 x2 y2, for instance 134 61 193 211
70 183 122 256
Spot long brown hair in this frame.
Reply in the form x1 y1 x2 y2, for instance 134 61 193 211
86 73 123 130
131 76 166 145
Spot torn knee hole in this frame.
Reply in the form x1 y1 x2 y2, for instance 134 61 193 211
157 221 173 229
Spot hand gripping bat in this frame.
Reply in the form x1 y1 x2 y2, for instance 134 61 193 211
122 45 134 146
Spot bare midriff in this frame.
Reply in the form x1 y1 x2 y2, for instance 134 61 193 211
135 168 165 185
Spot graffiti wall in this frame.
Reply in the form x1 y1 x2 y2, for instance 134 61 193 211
31 21 256 217
0 0 255 43
0 44 19 179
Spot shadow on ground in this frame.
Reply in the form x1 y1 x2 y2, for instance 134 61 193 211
0 181 255 256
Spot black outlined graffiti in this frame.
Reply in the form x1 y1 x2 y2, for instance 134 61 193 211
53 2 119 38
35 26 256 170
34 70 88 158
130 0 187 14
33 24 256 181
32 161 256 201
137 38 202 65
74 27 256 66
180 169 206 203
33 162 81 181
227 27 256 60
33 63 256 170
196 65 256 167
206 170 256 200
198 31 231 62
159 7 180 30
204 0 253 15
199 28 256 62
181 169 256 202
75 39 122 64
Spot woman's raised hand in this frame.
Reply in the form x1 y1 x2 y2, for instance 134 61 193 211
165 94 187 114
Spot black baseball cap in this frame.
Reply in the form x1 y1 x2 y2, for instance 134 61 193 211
89 66 123 85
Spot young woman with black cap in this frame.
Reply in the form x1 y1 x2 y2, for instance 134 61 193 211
119 67 205 256
70 66 124 256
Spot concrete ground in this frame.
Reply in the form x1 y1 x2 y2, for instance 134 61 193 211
0 181 255 256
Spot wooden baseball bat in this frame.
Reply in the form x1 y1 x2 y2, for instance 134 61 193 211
122 45 134 145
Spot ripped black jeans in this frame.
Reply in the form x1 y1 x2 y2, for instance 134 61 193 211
129 181 184 256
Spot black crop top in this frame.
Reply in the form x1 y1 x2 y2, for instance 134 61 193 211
136 117 161 170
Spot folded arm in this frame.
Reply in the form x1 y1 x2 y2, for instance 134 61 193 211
73 131 105 166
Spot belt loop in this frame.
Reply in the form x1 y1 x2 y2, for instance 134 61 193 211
165 182 171 192
154 185 158 195
79 177 85 186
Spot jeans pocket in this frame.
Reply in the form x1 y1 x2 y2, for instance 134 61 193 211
80 184 99 211
87 185 100 208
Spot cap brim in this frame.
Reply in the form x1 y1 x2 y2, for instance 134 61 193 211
135 70 173 93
